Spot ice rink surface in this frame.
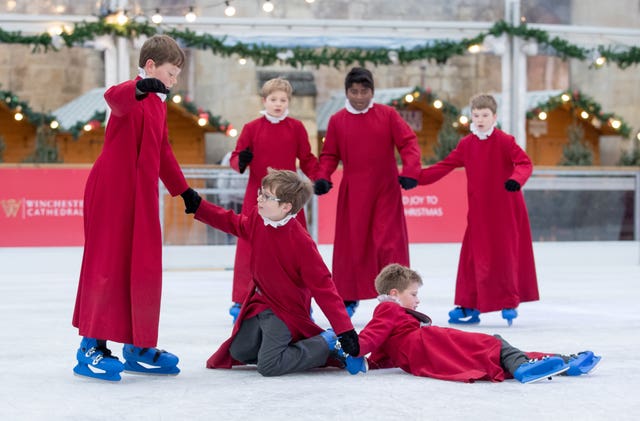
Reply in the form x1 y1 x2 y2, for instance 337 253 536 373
1 241 639 420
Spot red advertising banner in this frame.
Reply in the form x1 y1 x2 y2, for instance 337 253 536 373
317 169 468 244
0 166 89 246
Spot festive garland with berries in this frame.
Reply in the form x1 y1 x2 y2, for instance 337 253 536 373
526 90 631 138
1 19 639 69
1 87 230 137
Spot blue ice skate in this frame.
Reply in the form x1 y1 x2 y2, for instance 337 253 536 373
501 308 518 326
344 355 368 375
229 302 241 324
345 301 359 318
73 337 124 382
321 330 367 375
448 307 480 324
122 345 180 375
513 356 569 384
566 351 601 376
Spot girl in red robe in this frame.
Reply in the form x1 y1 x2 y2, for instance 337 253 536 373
72 35 200 381
354 264 600 383
419 94 538 326
227 78 318 322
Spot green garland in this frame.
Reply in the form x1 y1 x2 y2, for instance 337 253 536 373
0 87 230 137
1 88 56 125
526 90 631 138
1 18 639 69
389 86 462 119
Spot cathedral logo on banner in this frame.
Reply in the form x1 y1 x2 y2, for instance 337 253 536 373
1 199 21 218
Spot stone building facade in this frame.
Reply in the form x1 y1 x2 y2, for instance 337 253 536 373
1 0 638 163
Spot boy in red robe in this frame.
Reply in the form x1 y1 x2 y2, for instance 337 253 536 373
192 169 359 376
352 264 600 383
227 78 318 322
419 93 539 326
72 35 201 381
314 67 421 317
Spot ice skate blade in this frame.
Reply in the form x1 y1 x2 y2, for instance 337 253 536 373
123 360 180 376
73 363 122 382
521 366 569 384
448 317 480 325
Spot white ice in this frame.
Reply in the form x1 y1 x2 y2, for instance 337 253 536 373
1 242 639 420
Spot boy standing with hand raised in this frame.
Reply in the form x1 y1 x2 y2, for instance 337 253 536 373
72 35 200 381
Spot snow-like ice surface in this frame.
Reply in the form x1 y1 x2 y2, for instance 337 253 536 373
1 242 639 420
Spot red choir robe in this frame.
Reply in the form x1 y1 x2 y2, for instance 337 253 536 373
419 129 539 312
359 301 518 383
72 79 189 347
194 200 353 368
317 104 421 300
228 116 318 303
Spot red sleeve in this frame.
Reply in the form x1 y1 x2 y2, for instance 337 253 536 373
297 233 354 335
390 108 422 179
316 114 341 181
159 122 189 196
418 137 467 185
194 199 251 240
103 80 138 117
230 120 256 172
507 137 533 185
294 121 320 180
356 302 397 356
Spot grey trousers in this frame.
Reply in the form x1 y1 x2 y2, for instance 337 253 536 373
494 334 529 375
229 309 329 377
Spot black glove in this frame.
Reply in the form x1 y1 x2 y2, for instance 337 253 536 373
135 78 170 100
238 147 253 174
337 329 360 356
314 178 332 195
398 176 418 190
180 188 202 214
504 179 521 192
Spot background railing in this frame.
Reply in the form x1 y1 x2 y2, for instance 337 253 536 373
160 166 640 245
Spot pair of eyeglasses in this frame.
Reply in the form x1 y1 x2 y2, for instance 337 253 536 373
257 188 281 202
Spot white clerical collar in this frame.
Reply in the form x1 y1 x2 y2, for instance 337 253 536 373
470 122 496 140
260 109 289 124
345 99 374 114
377 294 401 304
137 67 167 102
261 212 297 228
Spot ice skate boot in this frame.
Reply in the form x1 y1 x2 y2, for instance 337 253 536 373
229 302 241 324
321 330 367 375
73 337 124 382
448 307 480 324
565 351 601 376
513 356 569 384
122 345 180 375
501 308 518 326
344 301 359 318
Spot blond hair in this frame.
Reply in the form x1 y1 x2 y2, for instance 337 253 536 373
469 93 498 114
138 35 185 68
262 168 312 215
375 264 423 295
261 78 293 99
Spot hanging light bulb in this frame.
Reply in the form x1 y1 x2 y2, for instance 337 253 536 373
224 1 236 17
116 10 129 25
151 9 163 24
50 120 59 129
185 6 197 22
262 0 274 13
